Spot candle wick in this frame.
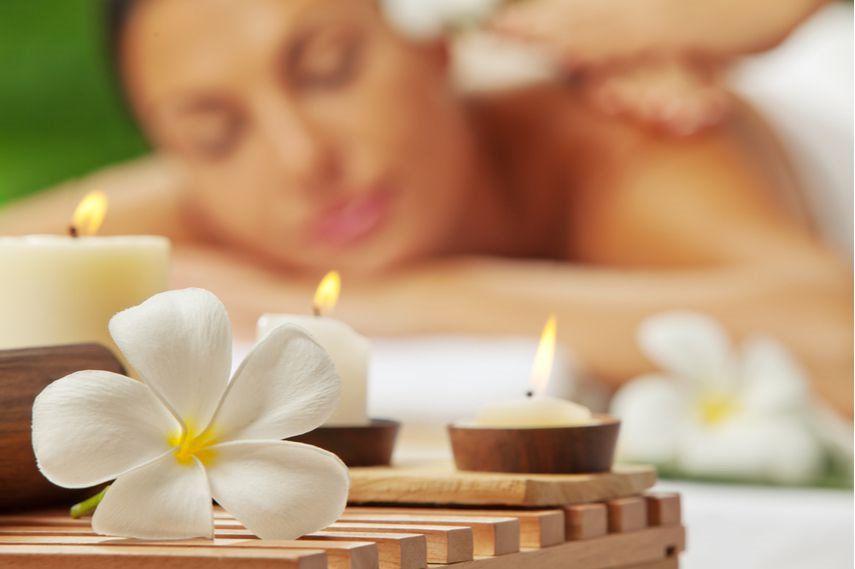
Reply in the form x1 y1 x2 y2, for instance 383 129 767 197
68 225 79 238
312 305 322 317
525 390 534 398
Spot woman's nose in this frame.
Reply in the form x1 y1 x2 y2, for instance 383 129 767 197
255 97 342 194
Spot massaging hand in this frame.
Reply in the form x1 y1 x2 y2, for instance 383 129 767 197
488 0 732 136
581 58 731 137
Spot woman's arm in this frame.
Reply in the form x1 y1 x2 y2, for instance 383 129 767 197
0 156 194 240
178 241 851 417
491 0 827 68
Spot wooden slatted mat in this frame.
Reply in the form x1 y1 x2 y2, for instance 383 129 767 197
0 491 684 568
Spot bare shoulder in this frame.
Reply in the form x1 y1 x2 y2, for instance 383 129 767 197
0 155 199 241
472 84 816 266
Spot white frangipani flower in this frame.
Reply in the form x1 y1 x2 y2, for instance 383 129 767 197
381 0 502 39
32 288 349 540
610 312 824 484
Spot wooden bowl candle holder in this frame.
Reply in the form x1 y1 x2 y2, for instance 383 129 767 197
290 419 400 467
0 343 125 511
448 415 620 474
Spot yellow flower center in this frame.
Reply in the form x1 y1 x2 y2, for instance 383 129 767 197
168 421 219 466
697 394 740 426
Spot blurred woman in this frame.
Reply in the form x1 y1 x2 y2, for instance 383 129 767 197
1 0 850 413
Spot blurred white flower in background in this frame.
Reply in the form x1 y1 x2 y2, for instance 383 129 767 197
610 312 844 485
381 0 502 39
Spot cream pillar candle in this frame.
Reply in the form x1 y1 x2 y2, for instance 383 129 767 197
475 315 593 427
0 192 170 354
257 272 370 426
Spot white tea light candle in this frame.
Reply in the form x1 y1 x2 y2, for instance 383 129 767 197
0 192 169 352
257 271 370 426
475 315 593 427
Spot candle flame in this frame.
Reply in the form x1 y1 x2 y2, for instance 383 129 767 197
529 315 557 395
71 191 108 237
313 271 341 316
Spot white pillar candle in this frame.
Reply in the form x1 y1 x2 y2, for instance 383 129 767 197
257 272 370 426
0 235 170 353
474 315 593 427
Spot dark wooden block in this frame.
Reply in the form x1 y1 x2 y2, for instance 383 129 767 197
0 344 124 511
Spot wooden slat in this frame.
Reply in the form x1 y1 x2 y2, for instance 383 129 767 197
306 531 426 569
294 540 380 569
606 498 648 534
429 525 684 569
338 514 519 557
644 493 682 527
345 507 564 549
0 526 105 536
613 558 679 569
327 523 471 564
0 544 327 569
0 535 377 569
348 465 656 506
0 514 88 527
563 503 608 541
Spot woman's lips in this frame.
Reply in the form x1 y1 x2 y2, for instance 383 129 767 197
310 187 393 248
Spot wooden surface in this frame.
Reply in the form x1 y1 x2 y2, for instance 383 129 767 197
0 343 124 511
346 507 564 549
0 495 684 568
329 523 471 565
337 514 519 557
0 536 376 569
448 417 619 474
348 463 656 506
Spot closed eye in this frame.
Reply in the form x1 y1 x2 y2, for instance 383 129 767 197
286 24 363 91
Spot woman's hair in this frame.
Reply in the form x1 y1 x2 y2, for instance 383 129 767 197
104 0 135 66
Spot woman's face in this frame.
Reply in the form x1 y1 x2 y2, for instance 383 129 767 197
123 0 474 274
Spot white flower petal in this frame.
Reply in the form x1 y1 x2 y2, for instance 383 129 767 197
677 416 823 484
32 371 178 488
211 326 340 442
638 312 734 390
739 336 810 415
609 374 687 464
109 288 232 429
92 452 213 539
206 440 348 539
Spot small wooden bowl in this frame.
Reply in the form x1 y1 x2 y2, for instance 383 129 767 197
448 415 620 474
289 419 400 467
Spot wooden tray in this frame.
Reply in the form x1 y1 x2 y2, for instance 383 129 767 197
348 464 657 506
0 493 684 568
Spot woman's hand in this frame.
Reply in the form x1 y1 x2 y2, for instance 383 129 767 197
582 58 732 137
489 1 732 136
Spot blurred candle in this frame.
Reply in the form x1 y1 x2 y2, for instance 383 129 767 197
0 191 170 353
257 271 370 426
476 315 592 427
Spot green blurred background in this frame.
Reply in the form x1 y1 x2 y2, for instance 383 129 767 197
0 0 148 206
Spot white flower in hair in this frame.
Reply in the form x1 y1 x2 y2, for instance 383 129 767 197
610 312 824 484
32 288 348 540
